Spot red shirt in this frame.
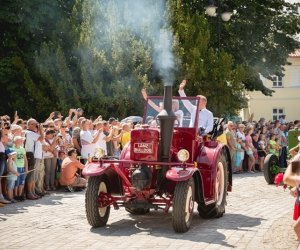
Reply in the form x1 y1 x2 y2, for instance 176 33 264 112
59 157 85 185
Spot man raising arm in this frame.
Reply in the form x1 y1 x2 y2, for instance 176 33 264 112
178 80 213 134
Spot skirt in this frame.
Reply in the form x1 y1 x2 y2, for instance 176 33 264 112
294 203 300 221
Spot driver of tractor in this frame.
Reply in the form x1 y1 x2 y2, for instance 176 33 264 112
141 89 183 127
178 80 214 134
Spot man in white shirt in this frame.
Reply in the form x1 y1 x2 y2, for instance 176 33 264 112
94 121 112 155
178 80 214 134
25 118 44 199
80 119 101 161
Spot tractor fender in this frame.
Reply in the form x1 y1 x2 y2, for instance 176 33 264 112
166 167 198 182
197 142 232 201
83 162 125 195
82 162 114 177
166 168 205 204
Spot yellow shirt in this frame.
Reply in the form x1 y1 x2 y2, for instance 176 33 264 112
121 132 130 149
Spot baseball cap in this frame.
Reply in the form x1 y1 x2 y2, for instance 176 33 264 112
5 148 16 156
108 117 116 124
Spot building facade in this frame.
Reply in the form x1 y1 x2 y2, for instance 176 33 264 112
241 49 300 122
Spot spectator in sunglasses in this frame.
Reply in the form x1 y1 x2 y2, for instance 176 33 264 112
58 123 73 154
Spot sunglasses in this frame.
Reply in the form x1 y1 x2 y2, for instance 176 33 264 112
5 126 11 129
61 126 67 128
48 125 54 128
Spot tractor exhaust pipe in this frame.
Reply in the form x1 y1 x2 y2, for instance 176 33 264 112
157 85 176 162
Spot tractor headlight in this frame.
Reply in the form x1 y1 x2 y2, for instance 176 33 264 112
177 149 190 162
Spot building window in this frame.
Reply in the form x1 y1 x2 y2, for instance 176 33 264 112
272 108 284 121
272 75 283 87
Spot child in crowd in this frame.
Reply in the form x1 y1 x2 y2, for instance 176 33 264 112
268 133 281 156
257 134 267 171
112 126 121 159
6 149 19 203
55 151 66 188
283 155 300 242
235 137 244 173
13 135 27 201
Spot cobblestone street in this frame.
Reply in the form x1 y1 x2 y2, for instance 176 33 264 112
0 173 298 250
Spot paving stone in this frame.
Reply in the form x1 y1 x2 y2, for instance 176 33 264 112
0 173 298 249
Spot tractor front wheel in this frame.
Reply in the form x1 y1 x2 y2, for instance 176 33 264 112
172 178 195 233
85 175 111 227
264 154 279 184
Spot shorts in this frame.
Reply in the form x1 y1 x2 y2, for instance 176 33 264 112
15 167 25 186
6 178 16 190
258 150 266 158
246 149 253 156
71 176 87 188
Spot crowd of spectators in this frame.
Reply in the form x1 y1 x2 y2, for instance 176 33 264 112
225 117 300 174
1 107 299 207
0 108 135 206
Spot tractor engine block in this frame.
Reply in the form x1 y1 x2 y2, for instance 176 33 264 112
131 166 152 191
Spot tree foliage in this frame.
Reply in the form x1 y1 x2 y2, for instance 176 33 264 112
0 0 299 119
177 0 300 95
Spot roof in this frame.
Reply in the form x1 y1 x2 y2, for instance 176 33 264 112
289 49 300 57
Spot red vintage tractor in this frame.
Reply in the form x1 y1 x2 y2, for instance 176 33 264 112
83 85 232 233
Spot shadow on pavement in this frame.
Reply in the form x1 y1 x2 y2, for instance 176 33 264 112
90 211 264 247
0 191 80 221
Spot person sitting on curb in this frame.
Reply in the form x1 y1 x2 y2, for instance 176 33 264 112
59 148 87 192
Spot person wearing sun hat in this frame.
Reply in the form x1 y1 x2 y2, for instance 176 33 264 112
6 148 19 203
290 136 300 159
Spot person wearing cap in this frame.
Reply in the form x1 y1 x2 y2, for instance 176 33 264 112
13 135 28 201
25 118 44 200
6 148 19 202
77 108 84 118
54 118 62 131
108 117 118 126
80 119 101 161
178 80 213 134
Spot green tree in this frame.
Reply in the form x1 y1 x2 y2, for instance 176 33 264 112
170 1 248 116
175 0 300 96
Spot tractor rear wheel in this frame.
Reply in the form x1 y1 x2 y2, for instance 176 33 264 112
125 208 150 215
85 175 110 227
172 178 195 233
264 154 278 184
198 150 228 218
